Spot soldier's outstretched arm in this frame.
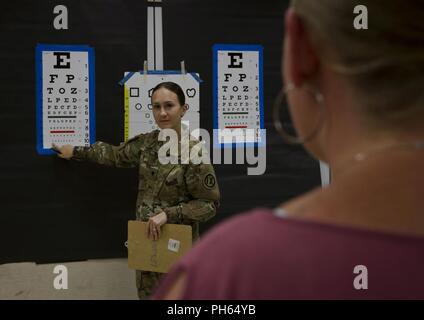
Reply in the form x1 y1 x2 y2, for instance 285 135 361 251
164 163 220 223
70 134 146 168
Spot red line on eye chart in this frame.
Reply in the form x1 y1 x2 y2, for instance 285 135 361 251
50 131 75 134
225 126 248 129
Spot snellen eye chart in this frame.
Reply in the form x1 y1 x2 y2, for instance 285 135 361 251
36 44 95 155
121 71 201 140
213 44 264 148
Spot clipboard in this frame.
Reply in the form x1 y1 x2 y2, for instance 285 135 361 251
127 220 192 273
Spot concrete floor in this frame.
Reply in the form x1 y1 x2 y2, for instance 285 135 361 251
0 258 138 300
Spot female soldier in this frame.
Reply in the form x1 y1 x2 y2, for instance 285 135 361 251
53 82 220 299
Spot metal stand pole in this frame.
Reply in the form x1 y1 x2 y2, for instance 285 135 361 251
147 0 163 70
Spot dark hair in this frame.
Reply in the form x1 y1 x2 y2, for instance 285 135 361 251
151 82 186 106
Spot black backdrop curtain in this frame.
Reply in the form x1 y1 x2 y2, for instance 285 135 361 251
0 0 320 264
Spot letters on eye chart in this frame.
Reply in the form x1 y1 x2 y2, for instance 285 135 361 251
35 44 95 155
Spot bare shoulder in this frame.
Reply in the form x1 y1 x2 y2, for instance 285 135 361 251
280 186 333 220
279 171 424 237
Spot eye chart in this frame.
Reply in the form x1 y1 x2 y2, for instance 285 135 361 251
213 44 264 148
120 71 201 140
35 44 95 155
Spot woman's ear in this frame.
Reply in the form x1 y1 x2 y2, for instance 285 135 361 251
181 104 188 117
283 7 319 87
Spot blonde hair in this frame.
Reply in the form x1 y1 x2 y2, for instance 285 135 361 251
292 0 424 128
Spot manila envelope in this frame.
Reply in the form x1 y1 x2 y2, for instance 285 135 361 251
127 220 192 273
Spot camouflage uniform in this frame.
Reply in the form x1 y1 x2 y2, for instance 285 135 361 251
72 129 220 299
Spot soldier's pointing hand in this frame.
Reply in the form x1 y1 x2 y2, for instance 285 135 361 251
52 143 74 160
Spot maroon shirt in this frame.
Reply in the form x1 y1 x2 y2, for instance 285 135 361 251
153 208 424 299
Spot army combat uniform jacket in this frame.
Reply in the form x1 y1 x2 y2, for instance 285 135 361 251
72 129 220 299
72 129 220 241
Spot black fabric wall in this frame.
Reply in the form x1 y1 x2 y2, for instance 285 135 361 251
0 0 321 264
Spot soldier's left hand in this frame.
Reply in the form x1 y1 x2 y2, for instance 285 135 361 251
147 211 167 241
